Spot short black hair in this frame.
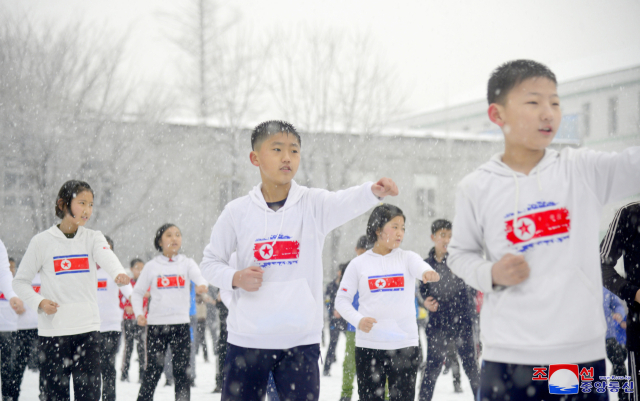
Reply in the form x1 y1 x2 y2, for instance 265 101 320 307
487 60 557 105
356 235 369 251
431 219 452 235
154 223 177 252
366 204 406 245
55 180 94 219
130 258 144 268
338 262 349 277
251 120 301 150
8 257 15 263
104 235 114 251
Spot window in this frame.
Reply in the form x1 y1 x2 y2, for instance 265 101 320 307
582 103 590 138
608 96 618 135
4 173 18 190
414 174 438 218
219 180 241 211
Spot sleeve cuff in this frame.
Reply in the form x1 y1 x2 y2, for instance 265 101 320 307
222 269 236 291
477 260 496 294
363 182 383 203
28 295 45 313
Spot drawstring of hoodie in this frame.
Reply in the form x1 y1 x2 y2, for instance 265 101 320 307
511 170 520 228
263 207 286 248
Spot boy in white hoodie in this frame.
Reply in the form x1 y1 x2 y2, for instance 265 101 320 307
200 120 399 401
448 60 640 400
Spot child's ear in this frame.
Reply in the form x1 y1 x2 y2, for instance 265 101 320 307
249 151 260 167
488 103 505 127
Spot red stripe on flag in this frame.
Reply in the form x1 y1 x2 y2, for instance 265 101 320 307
505 208 570 245
0 293 5 300
54 257 90 274
254 240 300 261
32 285 41 293
368 276 404 291
157 276 186 288
97 280 108 289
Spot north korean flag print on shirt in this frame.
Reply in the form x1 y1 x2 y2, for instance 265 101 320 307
368 274 405 293
97 279 108 291
253 237 300 267
0 293 6 301
505 203 571 252
157 275 186 289
53 254 90 275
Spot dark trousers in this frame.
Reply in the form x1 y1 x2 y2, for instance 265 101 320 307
121 320 145 380
478 359 608 400
355 346 420 401
1 331 16 401
215 303 228 389
12 329 44 400
39 331 102 401
606 338 628 401
222 343 320 401
628 350 640 401
419 327 479 401
323 327 342 374
99 331 121 401
137 324 190 401
195 319 208 361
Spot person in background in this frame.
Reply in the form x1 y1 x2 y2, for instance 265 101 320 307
603 287 628 401
419 219 479 401
121 258 148 383
97 235 134 401
338 235 368 401
1 238 26 400
323 263 347 376
9 257 16 277
195 292 211 362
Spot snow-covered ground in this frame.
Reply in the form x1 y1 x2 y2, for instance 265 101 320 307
15 327 618 401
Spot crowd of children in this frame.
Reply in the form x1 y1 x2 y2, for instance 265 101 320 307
0 59 639 401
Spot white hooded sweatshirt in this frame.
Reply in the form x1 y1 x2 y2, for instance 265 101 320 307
17 273 41 331
97 266 133 332
13 226 127 337
448 146 640 365
0 238 18 332
200 180 380 349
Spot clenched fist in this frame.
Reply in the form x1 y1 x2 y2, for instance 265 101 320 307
424 296 439 312
115 274 130 286
232 266 264 292
492 254 530 286
371 178 399 199
39 299 59 315
137 315 147 327
358 317 377 333
422 270 440 284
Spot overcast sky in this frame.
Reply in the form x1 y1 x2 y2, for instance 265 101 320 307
3 0 640 119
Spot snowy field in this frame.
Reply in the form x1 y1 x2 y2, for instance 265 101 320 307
15 327 619 401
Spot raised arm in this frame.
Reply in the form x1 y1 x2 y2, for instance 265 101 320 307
575 147 640 205
314 179 397 236
131 263 153 318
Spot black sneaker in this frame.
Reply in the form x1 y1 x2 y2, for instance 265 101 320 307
213 385 222 393
120 375 129 382
165 380 174 387
454 383 463 393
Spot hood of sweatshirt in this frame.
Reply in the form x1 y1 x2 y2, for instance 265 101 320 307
46 225 87 240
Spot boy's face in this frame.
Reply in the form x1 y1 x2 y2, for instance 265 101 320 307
431 228 452 255
490 77 561 152
250 132 300 186
131 261 144 279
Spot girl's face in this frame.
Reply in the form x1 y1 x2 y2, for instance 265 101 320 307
160 226 182 256
376 215 405 251
60 190 94 227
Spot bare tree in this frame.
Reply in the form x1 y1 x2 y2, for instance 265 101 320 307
269 27 407 271
162 0 272 218
0 15 168 238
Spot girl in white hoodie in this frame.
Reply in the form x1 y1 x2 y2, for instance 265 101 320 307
12 180 130 400
335 204 440 401
132 223 208 401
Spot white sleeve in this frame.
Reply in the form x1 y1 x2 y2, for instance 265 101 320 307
220 289 233 308
200 208 238 291
131 263 153 317
12 237 44 311
575 147 640 205
334 261 365 328
0 239 17 299
313 182 381 236
406 251 434 280
92 232 127 283
187 259 209 287
447 184 496 294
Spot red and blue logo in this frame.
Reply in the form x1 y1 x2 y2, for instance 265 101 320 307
0 293 5 301
253 238 300 267
548 364 579 394
97 279 108 291
368 274 404 293
53 254 90 275
157 275 186 289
